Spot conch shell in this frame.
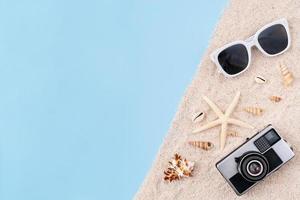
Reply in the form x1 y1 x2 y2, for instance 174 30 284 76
188 141 213 150
163 153 194 182
279 64 293 87
269 96 282 102
244 107 263 116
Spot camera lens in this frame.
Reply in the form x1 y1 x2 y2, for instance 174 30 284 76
237 152 269 182
246 160 263 176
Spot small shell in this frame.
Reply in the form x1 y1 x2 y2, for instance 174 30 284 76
279 64 294 87
227 130 239 137
269 96 282 102
254 76 267 84
188 141 214 150
192 112 205 123
244 107 263 116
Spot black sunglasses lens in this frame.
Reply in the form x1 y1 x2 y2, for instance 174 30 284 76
218 44 249 75
258 24 288 55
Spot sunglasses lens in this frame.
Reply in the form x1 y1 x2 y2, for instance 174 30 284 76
218 44 249 75
258 24 288 55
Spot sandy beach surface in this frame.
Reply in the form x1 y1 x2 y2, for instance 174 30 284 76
135 0 300 199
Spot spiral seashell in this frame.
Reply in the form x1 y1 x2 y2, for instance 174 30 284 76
227 130 239 137
244 107 263 116
192 112 205 123
188 141 214 150
279 64 294 87
269 96 282 102
254 75 267 84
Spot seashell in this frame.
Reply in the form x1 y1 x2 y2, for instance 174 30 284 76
192 112 205 123
164 153 194 182
254 75 267 84
279 64 294 86
188 141 214 150
244 107 263 116
269 96 282 102
227 130 239 137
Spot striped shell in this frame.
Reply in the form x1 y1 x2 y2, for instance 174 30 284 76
279 64 294 87
244 107 263 116
269 96 282 102
188 141 214 151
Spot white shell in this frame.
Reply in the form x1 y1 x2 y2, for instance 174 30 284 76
192 112 205 123
254 76 267 84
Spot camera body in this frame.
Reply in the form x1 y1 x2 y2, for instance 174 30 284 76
216 125 294 195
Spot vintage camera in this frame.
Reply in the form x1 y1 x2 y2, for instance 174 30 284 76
216 125 294 195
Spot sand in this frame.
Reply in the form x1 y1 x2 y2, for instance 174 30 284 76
134 0 300 199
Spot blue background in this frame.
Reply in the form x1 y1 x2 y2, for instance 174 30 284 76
0 0 228 199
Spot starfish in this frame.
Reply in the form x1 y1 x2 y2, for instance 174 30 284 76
193 91 254 150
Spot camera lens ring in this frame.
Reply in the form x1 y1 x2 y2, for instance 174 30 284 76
246 160 263 177
237 152 269 182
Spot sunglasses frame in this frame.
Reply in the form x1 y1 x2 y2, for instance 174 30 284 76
210 18 291 77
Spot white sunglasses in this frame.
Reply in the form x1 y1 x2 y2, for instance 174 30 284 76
210 18 291 77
